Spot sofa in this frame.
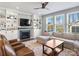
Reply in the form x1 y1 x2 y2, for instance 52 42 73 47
36 32 79 54
37 36 50 44
52 32 79 52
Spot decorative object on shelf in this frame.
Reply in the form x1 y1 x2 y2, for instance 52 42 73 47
0 19 6 30
32 19 41 29
7 15 16 19
6 12 18 31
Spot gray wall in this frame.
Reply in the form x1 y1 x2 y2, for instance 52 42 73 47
42 6 79 34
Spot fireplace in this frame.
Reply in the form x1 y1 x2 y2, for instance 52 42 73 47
20 29 30 41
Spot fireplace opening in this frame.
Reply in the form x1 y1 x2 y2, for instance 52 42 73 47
20 30 30 41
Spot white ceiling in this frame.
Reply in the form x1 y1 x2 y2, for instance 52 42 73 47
0 2 79 15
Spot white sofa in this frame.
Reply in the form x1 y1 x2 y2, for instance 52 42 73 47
52 32 79 51
36 32 79 51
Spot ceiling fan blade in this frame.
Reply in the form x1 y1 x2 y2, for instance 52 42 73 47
42 2 48 8
34 2 48 10
44 2 48 7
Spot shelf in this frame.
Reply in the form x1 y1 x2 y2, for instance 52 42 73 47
18 26 32 29
44 47 62 56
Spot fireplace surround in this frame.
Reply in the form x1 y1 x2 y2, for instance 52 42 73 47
19 29 30 41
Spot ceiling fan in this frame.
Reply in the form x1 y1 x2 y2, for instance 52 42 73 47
34 2 49 10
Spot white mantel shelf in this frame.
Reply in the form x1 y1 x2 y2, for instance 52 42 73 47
18 26 32 29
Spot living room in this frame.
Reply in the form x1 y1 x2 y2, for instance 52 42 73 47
0 1 79 57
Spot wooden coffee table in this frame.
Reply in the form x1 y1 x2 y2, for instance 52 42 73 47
42 39 64 56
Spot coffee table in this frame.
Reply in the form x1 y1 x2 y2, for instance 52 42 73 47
42 39 64 56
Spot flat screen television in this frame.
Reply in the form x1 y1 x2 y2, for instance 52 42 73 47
20 18 31 26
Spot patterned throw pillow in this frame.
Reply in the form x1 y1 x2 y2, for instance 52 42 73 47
43 32 49 36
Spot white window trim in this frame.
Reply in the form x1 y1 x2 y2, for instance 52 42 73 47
55 14 65 24
55 14 65 32
46 16 54 32
46 17 48 31
46 14 65 33
67 11 79 33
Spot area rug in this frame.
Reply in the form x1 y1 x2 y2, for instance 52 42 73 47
22 40 77 56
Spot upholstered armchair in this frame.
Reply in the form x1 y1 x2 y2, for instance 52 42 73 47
0 37 4 55
0 34 34 56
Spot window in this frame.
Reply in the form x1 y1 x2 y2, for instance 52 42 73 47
46 15 65 32
46 16 55 32
67 12 79 33
55 15 65 32
46 11 79 33
72 26 79 33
